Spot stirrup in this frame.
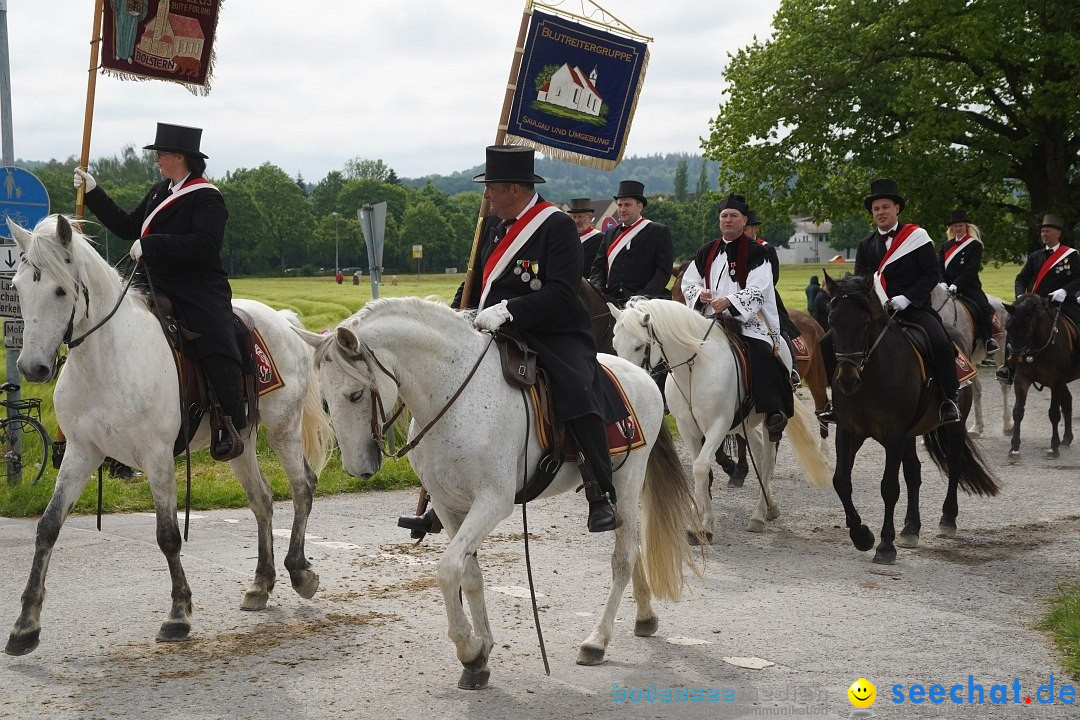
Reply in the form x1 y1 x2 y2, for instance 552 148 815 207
211 415 244 461
939 399 961 425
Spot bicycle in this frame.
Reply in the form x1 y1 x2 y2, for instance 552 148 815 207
1 382 52 486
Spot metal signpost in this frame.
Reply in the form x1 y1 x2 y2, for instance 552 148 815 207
358 202 386 300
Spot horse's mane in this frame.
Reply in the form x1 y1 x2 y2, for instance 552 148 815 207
25 215 125 303
620 297 713 354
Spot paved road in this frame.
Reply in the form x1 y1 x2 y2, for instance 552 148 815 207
1 369 1078 719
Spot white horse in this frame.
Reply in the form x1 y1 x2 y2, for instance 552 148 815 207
930 285 1012 436
4 215 334 656
610 298 829 540
298 297 702 689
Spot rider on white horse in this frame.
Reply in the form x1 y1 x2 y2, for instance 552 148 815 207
74 122 246 460
679 193 793 441
939 209 998 355
398 146 626 534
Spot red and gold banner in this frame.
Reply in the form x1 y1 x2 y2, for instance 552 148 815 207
101 0 223 95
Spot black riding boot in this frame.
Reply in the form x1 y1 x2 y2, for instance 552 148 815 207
567 415 620 533
203 356 246 461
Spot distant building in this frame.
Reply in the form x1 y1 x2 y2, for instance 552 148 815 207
538 64 603 116
776 217 852 263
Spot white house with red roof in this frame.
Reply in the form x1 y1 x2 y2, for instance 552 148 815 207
538 64 603 116
137 0 205 63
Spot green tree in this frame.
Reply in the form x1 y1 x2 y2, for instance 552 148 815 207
703 0 1080 258
228 163 314 272
398 199 455 271
344 158 395 182
337 179 409 222
673 158 689 203
695 161 708 198
761 218 795 249
312 170 346 218
217 182 271 275
827 214 871 254
91 145 158 188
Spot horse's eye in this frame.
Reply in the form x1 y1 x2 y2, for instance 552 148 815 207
55 287 66 297
348 390 365 403
321 399 329 414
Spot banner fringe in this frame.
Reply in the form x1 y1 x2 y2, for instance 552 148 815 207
504 135 618 170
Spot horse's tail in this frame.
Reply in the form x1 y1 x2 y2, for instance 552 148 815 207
786 396 830 489
640 424 705 603
282 310 335 474
922 427 1000 497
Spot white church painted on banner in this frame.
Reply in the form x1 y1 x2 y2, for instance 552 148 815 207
537 64 603 116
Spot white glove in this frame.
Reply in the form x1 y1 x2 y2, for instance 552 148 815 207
73 168 97 192
937 282 948 291
474 299 513 331
129 239 143 262
948 284 958 294
887 295 911 312
1050 288 1067 303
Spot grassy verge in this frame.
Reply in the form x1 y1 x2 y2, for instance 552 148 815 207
1040 585 1080 680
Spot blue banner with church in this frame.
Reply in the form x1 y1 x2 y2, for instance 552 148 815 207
505 10 649 170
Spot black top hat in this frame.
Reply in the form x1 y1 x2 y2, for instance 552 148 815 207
567 197 594 213
717 193 750 216
1041 213 1065 231
471 146 545 184
863 178 905 212
143 122 208 159
613 180 647 207
947 209 970 225
746 209 762 226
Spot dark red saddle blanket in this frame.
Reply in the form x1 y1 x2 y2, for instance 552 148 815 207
529 365 648 462
792 335 811 362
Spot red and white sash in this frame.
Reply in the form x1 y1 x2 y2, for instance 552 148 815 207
140 177 220 237
1031 245 1076 294
605 217 651 272
943 235 976 270
873 224 932 304
579 227 602 244
478 202 560 309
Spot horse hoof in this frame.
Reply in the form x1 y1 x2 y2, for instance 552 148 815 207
576 644 607 665
457 667 491 689
1045 448 1060 459
634 616 659 637
851 525 875 552
968 430 981 439
766 504 781 521
746 518 766 533
4 629 41 656
240 590 269 611
1007 450 1020 462
155 619 191 643
937 524 957 539
872 549 897 565
687 531 713 546
727 476 744 488
1063 437 1073 448
894 533 920 548
291 570 320 600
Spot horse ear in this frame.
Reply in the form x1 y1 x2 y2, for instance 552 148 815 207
822 269 835 293
55 215 73 248
1003 302 1013 314
336 325 361 354
6 217 32 252
607 302 622 320
642 312 651 326
293 326 325 348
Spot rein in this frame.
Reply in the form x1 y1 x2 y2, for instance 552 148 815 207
65 261 141 349
832 293 895 373
1010 300 1063 358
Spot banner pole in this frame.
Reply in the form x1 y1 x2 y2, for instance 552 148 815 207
459 0 533 309
76 0 105 221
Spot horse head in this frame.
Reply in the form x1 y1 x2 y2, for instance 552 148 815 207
297 320 390 478
8 214 98 383
1003 293 1053 364
823 271 885 395
609 300 655 369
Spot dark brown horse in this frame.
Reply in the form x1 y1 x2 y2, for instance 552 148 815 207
824 271 998 564
579 278 615 354
1003 294 1078 459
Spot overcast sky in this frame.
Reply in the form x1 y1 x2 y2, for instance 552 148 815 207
4 0 781 181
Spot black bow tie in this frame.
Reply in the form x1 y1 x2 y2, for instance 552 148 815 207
495 219 513 240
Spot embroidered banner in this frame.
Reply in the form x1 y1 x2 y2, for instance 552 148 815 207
101 0 224 95
505 9 649 170
253 328 285 396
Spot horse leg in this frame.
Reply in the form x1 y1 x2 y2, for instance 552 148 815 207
1047 385 1063 459
578 486 642 665
5 447 101 655
831 427 873 552
897 438 922 548
265 423 320 600
436 499 506 689
1008 379 1029 460
969 376 984 437
733 434 749 487
746 424 777 532
1000 366 1014 435
1062 387 1073 447
938 426 963 538
688 426 716 542
227 442 278 610
873 435 905 564
145 454 194 642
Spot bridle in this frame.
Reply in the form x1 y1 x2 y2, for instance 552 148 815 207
1006 295 1062 360
340 332 495 459
830 291 895 373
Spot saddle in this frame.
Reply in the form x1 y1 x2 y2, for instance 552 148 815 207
712 317 766 430
150 293 265 458
893 318 977 388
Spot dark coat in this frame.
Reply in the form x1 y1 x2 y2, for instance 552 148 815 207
580 230 603 278
84 179 239 362
459 201 625 423
757 238 800 339
812 288 831 331
939 237 990 310
1014 245 1080 324
854 226 941 308
588 220 673 302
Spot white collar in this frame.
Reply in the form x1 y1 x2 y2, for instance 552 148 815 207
878 223 899 236
513 193 540 221
1047 244 1061 253
169 174 192 194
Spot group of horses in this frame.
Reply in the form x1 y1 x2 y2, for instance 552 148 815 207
3 215 1074 692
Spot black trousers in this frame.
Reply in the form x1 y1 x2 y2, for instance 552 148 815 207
566 414 616 503
202 354 247 430
958 291 995 342
897 307 959 398
745 337 794 419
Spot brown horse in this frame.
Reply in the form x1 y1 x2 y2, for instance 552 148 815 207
579 277 615 354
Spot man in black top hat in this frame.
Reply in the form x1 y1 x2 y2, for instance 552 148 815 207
997 213 1080 384
399 145 627 535
588 180 673 303
849 178 961 424
939 209 998 355
568 197 603 277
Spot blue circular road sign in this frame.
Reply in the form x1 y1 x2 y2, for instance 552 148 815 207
0 166 50 240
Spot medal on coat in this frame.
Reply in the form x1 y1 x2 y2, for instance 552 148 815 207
530 278 542 290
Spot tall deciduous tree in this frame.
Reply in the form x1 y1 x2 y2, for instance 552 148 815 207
344 157 396 182
695 161 709 199
673 158 689 202
703 0 1080 258
228 163 314 271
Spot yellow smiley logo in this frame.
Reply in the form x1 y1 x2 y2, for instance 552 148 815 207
848 678 876 708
